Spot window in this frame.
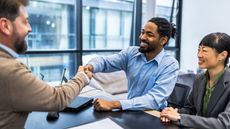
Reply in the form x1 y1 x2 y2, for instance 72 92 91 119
27 0 76 50
82 0 134 64
19 0 135 81
19 53 77 82
19 0 77 82
18 0 180 82
142 0 179 59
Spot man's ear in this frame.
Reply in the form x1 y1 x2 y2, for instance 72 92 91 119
0 18 12 36
160 36 168 46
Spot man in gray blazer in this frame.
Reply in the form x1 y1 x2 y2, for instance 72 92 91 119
0 0 92 129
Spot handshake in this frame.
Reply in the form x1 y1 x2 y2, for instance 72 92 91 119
78 64 94 79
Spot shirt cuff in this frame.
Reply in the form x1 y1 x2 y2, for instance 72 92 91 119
87 62 98 73
78 72 90 84
119 99 132 110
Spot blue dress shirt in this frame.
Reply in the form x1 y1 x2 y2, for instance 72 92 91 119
88 46 179 110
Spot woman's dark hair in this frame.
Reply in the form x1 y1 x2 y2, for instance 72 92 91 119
0 0 28 21
199 32 230 66
148 17 175 46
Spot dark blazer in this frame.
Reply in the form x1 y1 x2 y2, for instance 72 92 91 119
178 68 230 129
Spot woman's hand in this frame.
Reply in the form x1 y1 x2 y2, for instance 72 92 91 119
160 107 180 122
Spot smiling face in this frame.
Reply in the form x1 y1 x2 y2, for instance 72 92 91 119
138 22 167 54
197 45 225 69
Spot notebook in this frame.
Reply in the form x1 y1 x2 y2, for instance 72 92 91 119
64 96 93 112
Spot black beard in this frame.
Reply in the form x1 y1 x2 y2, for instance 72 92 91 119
12 24 28 54
138 45 155 53
14 39 27 54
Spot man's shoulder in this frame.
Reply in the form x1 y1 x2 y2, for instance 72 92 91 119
124 46 141 57
0 56 25 72
125 46 139 52
161 53 179 66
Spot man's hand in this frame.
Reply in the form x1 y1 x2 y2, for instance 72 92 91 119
93 98 121 111
78 66 84 72
78 66 93 79
84 64 94 72
160 107 180 122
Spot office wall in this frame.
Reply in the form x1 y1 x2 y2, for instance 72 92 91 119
180 0 230 72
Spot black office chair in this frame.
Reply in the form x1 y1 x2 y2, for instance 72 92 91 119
167 83 191 108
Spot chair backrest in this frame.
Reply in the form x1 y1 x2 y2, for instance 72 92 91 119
176 72 195 92
167 83 191 108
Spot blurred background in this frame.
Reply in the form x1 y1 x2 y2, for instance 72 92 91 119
19 0 230 82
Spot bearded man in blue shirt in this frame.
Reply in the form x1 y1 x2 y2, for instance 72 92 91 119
85 17 179 111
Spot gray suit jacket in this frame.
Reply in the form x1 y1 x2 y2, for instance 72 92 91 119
179 68 230 129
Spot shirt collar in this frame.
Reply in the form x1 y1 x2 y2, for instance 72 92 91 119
0 44 19 58
205 67 226 87
153 48 165 64
138 48 165 64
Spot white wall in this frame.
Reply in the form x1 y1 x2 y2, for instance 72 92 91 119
180 0 230 72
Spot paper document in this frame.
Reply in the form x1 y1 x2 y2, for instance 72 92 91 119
68 118 124 129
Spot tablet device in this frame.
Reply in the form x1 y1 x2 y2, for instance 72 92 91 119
64 96 93 112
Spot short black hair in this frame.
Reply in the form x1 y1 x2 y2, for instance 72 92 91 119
199 32 230 66
148 17 174 45
0 0 28 21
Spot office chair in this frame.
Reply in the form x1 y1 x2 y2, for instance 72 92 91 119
167 83 191 108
